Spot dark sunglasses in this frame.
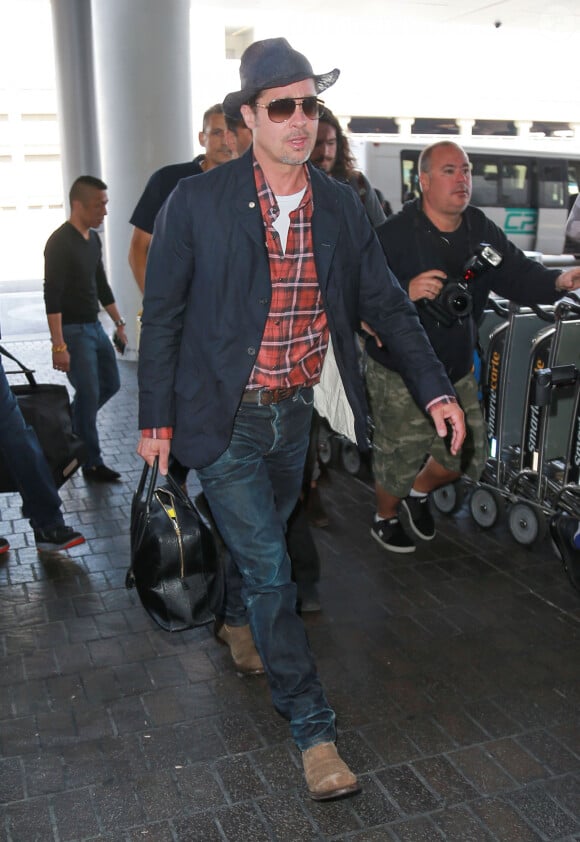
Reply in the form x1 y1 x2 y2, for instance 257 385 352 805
255 96 324 123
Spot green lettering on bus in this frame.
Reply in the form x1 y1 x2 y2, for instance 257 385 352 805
505 208 538 235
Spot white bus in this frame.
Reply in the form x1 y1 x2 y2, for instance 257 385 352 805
349 134 580 255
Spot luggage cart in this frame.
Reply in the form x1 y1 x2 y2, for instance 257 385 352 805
467 299 556 539
503 293 580 542
317 416 372 479
432 295 580 545
431 298 555 522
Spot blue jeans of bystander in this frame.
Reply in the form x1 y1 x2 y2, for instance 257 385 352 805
0 359 64 530
63 321 120 469
196 387 336 751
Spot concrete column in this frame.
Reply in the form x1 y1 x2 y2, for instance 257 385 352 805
456 118 475 137
514 120 533 137
90 0 193 359
49 0 101 198
394 117 415 135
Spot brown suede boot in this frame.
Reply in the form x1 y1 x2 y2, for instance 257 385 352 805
302 742 361 801
215 622 264 675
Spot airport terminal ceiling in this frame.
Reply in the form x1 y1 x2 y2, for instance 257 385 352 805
209 0 580 34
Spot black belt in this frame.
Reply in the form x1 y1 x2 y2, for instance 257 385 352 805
241 386 302 406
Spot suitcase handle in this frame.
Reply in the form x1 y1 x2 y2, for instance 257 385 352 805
0 344 37 386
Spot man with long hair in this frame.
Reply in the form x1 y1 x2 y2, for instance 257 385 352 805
312 106 387 227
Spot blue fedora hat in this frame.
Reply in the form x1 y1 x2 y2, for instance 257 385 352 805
223 38 339 117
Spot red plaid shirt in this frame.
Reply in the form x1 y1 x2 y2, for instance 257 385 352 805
246 158 329 390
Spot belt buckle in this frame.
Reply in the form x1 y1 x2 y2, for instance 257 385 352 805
254 386 297 405
259 388 274 406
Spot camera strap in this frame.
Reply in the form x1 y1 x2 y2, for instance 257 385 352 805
414 203 473 278
412 202 477 328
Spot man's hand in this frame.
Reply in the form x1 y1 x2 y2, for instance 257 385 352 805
114 324 128 353
556 268 580 291
360 320 383 348
428 401 466 455
361 269 447 344
137 437 170 474
408 270 447 302
52 349 70 373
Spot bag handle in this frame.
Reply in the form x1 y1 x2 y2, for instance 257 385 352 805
136 456 195 512
135 456 159 508
0 343 37 386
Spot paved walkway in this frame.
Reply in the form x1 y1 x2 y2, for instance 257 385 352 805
0 339 579 842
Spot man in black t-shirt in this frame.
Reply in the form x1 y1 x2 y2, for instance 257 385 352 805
128 104 232 293
44 176 126 483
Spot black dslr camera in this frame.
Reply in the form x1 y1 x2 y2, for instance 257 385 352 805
422 243 503 326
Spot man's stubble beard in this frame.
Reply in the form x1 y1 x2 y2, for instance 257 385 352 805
280 152 312 166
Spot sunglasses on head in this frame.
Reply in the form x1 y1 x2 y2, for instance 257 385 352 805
254 96 324 123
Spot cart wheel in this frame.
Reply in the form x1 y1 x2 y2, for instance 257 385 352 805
469 487 501 529
340 439 361 476
318 426 334 466
508 502 546 546
432 482 463 514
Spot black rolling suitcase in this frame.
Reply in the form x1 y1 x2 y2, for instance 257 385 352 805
0 344 86 492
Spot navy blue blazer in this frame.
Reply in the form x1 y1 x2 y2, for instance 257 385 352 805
139 151 452 469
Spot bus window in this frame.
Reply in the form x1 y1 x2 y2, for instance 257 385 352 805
565 194 580 255
401 152 420 204
567 160 580 210
537 160 566 208
471 157 499 206
500 160 529 206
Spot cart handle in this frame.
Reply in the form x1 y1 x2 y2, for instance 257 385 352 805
484 298 555 323
555 290 580 319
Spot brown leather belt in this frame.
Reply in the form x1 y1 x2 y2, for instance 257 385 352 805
241 386 302 406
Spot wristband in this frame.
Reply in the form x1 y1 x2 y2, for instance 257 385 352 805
52 343 68 353
141 427 173 440
426 394 457 412
114 317 126 327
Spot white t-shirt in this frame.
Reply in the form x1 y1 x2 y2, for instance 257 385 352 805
273 188 306 252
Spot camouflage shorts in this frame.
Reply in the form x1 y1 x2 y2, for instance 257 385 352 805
366 357 488 497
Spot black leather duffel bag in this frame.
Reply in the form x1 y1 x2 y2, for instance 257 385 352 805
0 344 86 492
127 458 224 632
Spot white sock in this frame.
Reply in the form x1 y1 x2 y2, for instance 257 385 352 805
375 513 398 523
409 488 427 499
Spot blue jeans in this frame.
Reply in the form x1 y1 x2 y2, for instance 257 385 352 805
0 359 64 530
197 388 336 751
63 321 120 468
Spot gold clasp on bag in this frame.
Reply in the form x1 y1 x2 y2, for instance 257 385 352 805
156 489 186 578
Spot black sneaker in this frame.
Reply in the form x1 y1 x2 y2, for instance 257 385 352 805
400 495 436 541
0 538 10 554
370 517 415 553
550 514 580 592
34 525 85 553
82 464 121 482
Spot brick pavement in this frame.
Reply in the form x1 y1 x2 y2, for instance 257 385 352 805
0 339 579 842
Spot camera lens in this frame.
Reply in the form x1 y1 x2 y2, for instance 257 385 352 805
449 291 471 315
440 282 473 318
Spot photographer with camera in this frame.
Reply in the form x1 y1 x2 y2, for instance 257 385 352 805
367 140 580 552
